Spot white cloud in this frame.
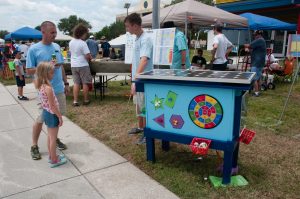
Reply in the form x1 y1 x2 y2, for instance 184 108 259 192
0 0 171 33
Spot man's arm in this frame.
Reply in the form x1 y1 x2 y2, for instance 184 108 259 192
25 46 37 75
225 45 233 58
136 56 148 75
61 65 70 95
211 44 217 63
85 53 92 62
180 50 187 69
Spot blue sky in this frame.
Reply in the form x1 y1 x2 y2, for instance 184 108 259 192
0 0 171 33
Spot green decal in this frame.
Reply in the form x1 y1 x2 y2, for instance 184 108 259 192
151 95 164 110
165 91 178 108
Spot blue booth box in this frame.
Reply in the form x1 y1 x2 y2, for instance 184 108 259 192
135 69 255 185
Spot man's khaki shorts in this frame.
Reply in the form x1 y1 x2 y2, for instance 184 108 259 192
71 66 92 84
36 93 66 123
133 92 145 117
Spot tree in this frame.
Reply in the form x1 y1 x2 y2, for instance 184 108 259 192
35 25 41 31
58 15 92 36
95 21 126 41
0 30 9 39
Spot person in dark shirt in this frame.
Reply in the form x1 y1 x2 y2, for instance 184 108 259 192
244 30 266 97
101 36 111 58
110 48 117 59
191 49 207 69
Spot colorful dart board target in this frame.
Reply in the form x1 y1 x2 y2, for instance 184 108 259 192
188 95 223 129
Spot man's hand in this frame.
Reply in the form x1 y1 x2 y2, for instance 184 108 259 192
64 85 70 95
131 83 136 95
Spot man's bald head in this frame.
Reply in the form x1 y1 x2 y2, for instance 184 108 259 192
41 21 56 31
40 21 57 44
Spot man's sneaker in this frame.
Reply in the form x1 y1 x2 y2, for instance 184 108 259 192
49 156 67 168
252 92 260 97
136 136 146 145
56 138 67 150
128 128 143 135
31 145 41 160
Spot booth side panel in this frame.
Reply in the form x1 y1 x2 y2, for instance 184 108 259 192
144 83 235 141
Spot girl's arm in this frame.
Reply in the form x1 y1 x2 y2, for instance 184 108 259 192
45 86 63 126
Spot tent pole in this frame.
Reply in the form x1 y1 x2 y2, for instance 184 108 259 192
185 12 188 36
152 0 160 69
237 30 240 63
152 0 160 29
279 32 300 122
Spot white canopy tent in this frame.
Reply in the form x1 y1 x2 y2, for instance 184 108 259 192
55 34 73 41
142 0 248 34
109 34 127 46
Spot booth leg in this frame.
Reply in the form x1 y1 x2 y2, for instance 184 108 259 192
222 150 233 185
162 140 170 151
93 76 97 99
146 137 156 163
232 143 240 169
100 76 103 100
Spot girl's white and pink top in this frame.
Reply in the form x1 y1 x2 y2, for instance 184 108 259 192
39 85 59 114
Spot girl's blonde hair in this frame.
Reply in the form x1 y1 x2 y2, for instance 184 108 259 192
35 62 54 89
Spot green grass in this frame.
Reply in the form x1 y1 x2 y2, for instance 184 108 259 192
0 76 32 86
66 79 300 199
0 76 17 85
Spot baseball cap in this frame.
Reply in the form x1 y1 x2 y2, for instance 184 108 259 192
253 30 263 35
12 50 23 56
89 35 94 39
212 21 223 28
101 36 106 40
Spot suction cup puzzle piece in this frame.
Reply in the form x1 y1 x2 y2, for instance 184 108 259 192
165 91 178 109
151 95 164 110
209 175 248 187
153 114 165 128
169 114 184 129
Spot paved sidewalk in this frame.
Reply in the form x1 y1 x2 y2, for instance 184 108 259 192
0 83 179 199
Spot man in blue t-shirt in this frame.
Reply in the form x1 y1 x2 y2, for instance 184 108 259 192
124 13 153 144
163 21 191 69
245 30 266 97
86 35 99 59
26 21 70 160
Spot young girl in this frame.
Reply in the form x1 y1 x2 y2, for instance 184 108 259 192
35 62 67 168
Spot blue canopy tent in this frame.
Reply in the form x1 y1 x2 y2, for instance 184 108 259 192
227 13 297 55
239 13 297 30
4 27 42 40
